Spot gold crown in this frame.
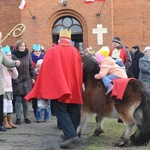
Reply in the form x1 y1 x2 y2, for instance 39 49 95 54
59 28 71 39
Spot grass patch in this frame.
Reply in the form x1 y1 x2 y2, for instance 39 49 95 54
82 115 138 150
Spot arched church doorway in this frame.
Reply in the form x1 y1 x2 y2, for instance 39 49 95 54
52 16 83 51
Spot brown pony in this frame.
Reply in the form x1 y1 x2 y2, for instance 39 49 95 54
77 54 150 146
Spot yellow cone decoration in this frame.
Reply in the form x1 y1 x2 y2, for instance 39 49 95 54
98 46 110 57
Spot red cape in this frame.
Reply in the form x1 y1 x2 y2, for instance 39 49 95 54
25 41 83 104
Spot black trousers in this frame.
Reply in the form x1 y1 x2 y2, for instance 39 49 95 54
52 100 81 139
0 95 4 126
51 101 55 115
32 98 37 117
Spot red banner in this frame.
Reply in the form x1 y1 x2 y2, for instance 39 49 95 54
19 0 27 10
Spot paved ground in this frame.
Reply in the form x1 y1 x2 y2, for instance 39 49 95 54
1 104 150 150
0 104 89 150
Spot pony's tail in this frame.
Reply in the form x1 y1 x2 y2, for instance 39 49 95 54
131 90 150 146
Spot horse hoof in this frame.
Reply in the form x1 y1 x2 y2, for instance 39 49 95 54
115 142 132 147
118 142 126 147
94 129 104 136
118 139 128 147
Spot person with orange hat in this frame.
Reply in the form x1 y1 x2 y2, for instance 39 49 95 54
94 46 127 95
25 28 83 148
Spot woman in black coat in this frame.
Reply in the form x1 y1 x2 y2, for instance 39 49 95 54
12 40 36 125
130 46 144 79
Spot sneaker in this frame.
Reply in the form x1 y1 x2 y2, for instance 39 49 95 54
106 83 113 95
36 120 41 123
15 119 21 125
24 118 31 124
0 126 7 132
60 136 81 148
44 120 49 123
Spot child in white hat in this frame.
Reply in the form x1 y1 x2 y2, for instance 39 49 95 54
139 46 150 91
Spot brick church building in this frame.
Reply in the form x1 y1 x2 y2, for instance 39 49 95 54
0 0 149 51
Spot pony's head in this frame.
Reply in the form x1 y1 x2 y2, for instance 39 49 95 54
82 54 100 84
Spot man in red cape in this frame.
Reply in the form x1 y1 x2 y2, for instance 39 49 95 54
25 28 83 148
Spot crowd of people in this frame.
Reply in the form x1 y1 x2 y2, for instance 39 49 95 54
0 29 150 149
109 37 150 91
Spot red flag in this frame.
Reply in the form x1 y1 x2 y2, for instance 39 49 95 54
84 0 105 4
19 0 27 10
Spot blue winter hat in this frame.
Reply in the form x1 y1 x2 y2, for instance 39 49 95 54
32 44 41 51
2 45 11 54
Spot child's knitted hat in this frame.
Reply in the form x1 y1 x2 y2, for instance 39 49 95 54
143 46 150 53
94 46 110 63
2 45 11 55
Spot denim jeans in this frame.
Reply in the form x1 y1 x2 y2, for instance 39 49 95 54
52 100 81 140
102 75 119 87
36 100 51 121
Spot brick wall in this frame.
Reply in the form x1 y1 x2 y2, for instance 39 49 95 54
113 0 150 51
0 0 21 47
19 0 113 51
0 0 149 51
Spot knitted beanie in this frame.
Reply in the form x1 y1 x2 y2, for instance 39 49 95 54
2 45 11 54
112 37 121 44
143 46 150 53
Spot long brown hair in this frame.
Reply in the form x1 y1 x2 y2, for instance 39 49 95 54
14 39 26 50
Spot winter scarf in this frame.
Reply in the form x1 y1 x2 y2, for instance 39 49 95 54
31 53 44 63
12 48 29 58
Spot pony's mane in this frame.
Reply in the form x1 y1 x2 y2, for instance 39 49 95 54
83 54 100 83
